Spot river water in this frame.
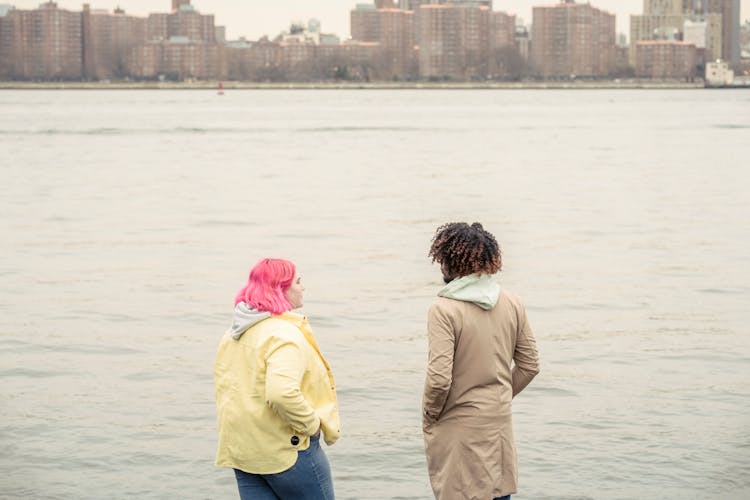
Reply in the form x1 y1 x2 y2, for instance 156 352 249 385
1 89 749 499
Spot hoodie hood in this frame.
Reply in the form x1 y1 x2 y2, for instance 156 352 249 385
230 302 271 339
437 273 500 310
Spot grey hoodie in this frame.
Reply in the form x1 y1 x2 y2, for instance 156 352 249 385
229 302 271 340
437 273 501 310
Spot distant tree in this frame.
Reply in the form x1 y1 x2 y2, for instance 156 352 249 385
113 56 129 80
491 46 528 81
332 64 350 80
609 60 635 79
228 54 254 81
462 48 489 81
255 63 287 82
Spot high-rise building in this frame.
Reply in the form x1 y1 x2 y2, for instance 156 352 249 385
418 3 490 80
351 4 380 41
82 4 147 80
378 7 417 77
682 0 708 13
490 10 515 50
644 0 709 15
631 13 723 60
741 20 750 55
351 1 416 79
530 2 616 78
0 6 12 77
0 0 228 81
644 0 684 15
632 0 736 69
167 4 215 42
706 0 740 66
0 2 82 79
631 0 725 66
128 1 222 79
146 13 169 41
487 11 525 78
146 1 215 43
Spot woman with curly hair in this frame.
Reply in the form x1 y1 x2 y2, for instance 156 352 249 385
422 223 540 500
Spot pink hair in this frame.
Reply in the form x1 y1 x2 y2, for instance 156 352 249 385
234 258 296 315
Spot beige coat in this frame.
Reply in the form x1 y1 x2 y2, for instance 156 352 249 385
423 291 539 500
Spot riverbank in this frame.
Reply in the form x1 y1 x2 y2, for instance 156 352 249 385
0 80 707 90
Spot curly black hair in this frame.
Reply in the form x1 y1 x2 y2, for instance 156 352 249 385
429 222 502 280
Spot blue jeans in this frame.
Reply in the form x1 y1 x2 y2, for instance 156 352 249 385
234 435 334 500
493 496 511 500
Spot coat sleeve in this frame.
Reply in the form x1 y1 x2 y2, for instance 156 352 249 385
512 299 540 397
265 341 321 436
423 302 455 425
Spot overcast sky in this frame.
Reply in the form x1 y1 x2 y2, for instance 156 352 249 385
7 0 750 40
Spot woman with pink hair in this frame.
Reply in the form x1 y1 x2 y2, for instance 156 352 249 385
214 258 340 500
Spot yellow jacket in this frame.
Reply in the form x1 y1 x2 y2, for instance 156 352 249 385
214 311 340 474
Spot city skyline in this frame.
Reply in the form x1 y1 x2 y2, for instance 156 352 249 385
6 0 748 41
3 0 745 82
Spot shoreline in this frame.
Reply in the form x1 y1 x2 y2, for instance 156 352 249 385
0 80 709 90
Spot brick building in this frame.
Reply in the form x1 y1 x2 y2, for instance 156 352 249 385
146 2 214 43
0 0 225 81
351 0 526 80
128 37 225 80
635 40 697 78
418 3 491 80
530 1 616 78
351 1 417 79
488 11 522 78
351 3 380 42
0 6 12 77
0 2 82 80
82 5 147 80
630 11 722 66
129 1 222 80
490 11 515 50
339 40 382 80
631 0 736 68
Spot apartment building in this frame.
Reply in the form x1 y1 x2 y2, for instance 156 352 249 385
82 5 147 80
418 3 491 80
126 0 221 80
635 40 697 78
631 0 737 67
0 5 12 77
351 1 417 79
630 12 722 64
128 37 225 80
146 2 214 43
0 2 82 79
490 11 515 50
530 1 616 78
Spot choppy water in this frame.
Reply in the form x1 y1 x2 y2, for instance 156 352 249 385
1 89 749 499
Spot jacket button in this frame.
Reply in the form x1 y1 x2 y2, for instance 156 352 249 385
291 436 300 446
